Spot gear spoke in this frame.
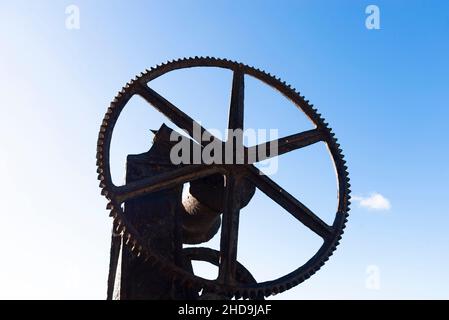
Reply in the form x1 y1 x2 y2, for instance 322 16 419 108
225 69 245 164
218 173 241 285
135 82 221 147
228 69 245 132
247 166 333 240
115 164 222 203
246 128 325 163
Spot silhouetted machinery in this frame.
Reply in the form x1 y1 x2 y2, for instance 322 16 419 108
97 57 351 300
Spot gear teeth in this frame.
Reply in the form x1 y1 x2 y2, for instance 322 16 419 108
96 56 350 299
115 222 123 233
129 238 138 250
125 234 132 245
114 222 125 233
109 210 117 218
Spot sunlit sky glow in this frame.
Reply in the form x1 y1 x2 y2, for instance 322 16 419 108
0 1 448 299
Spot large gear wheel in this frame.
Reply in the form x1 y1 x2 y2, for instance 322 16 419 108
96 57 351 299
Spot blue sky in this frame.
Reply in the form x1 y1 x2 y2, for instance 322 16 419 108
0 1 448 299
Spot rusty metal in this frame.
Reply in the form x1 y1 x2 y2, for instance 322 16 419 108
107 126 195 299
97 57 351 299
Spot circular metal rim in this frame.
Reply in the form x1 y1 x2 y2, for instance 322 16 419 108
96 57 351 298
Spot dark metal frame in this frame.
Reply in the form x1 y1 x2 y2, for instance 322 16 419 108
97 57 351 299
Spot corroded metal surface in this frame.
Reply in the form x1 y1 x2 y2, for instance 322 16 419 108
97 57 351 299
107 127 195 299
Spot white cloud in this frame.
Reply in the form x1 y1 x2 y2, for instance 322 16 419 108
353 193 391 211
